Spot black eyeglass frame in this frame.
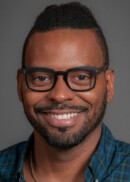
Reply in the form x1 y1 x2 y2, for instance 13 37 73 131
21 66 105 92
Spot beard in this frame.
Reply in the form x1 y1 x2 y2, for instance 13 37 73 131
23 92 107 150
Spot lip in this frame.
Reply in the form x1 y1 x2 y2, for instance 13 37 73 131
37 111 82 127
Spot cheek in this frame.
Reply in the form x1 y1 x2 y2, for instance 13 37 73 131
21 86 47 113
77 79 107 111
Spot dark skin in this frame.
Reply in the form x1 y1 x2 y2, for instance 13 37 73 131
17 29 115 182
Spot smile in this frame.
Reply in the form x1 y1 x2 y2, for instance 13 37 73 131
37 111 82 127
47 113 78 120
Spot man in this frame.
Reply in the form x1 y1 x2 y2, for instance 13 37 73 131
0 2 130 182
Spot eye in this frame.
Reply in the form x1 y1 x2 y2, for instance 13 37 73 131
29 71 52 82
68 70 94 87
69 70 92 81
33 75 48 81
28 71 53 86
76 75 89 80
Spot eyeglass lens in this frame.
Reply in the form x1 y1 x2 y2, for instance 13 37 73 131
27 70 54 90
68 70 95 90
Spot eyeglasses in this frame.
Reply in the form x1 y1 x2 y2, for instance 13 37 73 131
21 66 105 92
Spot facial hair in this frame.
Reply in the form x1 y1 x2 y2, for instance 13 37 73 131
23 92 107 150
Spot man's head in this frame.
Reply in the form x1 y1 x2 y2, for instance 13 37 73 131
17 2 114 149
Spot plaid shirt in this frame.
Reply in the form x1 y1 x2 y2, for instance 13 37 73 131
0 124 130 182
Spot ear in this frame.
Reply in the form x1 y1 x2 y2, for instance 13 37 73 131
105 68 115 103
17 69 23 102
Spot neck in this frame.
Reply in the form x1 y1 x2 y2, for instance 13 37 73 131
30 123 102 182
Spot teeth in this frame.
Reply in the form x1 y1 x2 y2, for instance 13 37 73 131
48 113 78 119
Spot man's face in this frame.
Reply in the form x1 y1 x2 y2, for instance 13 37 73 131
18 29 114 149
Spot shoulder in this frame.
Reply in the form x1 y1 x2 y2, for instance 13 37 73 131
115 139 130 154
0 141 26 157
0 134 33 180
113 139 130 168
114 139 130 167
103 125 130 181
104 124 130 165
0 141 27 155
0 141 26 167
105 140 130 181
103 124 130 154
0 141 27 177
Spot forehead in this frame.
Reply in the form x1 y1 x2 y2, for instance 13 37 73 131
25 29 104 69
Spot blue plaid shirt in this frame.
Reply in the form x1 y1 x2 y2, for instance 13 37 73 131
0 124 130 182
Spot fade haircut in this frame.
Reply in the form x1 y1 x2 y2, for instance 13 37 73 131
22 2 109 69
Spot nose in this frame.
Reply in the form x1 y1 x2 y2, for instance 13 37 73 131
47 76 75 103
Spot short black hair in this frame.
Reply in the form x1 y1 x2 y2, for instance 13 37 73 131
22 2 109 69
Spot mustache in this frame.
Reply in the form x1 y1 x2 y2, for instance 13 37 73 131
34 103 89 113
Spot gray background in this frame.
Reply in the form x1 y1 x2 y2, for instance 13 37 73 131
0 0 130 151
